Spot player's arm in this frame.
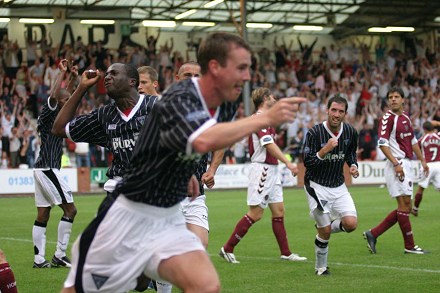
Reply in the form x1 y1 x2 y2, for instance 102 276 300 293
191 97 306 153
379 144 404 181
52 69 100 137
412 142 429 177
201 149 225 189
49 59 69 108
265 142 298 176
303 128 325 168
346 128 359 178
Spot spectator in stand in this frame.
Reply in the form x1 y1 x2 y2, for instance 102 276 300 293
297 35 318 63
74 142 90 168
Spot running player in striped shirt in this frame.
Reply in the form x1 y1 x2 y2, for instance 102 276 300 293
303 94 359 275
32 59 78 269
61 32 305 293
412 121 440 216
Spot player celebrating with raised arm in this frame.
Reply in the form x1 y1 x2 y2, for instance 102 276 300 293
52 63 157 197
220 87 307 264
61 32 305 293
303 94 359 276
32 59 78 269
412 121 440 216
364 87 429 254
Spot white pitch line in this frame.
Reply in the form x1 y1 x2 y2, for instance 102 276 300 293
2 237 439 274
0 236 57 245
213 254 440 274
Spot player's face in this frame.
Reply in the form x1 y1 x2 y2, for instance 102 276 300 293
387 91 404 113
217 45 251 102
177 64 201 80
327 102 346 129
138 73 158 95
105 63 130 98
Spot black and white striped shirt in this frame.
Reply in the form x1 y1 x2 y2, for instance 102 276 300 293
194 101 239 194
35 98 63 169
303 121 358 188
115 78 231 207
66 94 156 179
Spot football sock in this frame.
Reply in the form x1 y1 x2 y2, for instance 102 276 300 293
156 279 172 293
314 235 329 270
32 221 47 263
330 219 345 233
55 216 73 258
371 209 397 238
223 214 255 253
414 192 423 208
397 211 415 250
0 263 18 293
272 217 291 256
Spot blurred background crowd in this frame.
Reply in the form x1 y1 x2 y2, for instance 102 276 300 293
1 30 439 169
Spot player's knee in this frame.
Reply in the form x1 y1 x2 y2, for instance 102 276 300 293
342 219 357 233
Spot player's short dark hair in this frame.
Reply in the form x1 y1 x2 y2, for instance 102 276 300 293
327 93 348 112
198 32 251 75
251 87 272 109
137 66 158 83
386 86 405 99
124 63 139 87
423 121 434 132
177 61 200 76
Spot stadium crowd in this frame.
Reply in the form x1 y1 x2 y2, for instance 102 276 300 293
0 31 440 169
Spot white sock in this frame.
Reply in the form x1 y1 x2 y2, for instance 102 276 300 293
32 225 47 263
315 235 329 270
55 218 73 258
156 279 173 293
330 219 345 233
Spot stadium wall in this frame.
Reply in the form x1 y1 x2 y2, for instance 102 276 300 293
0 161 423 195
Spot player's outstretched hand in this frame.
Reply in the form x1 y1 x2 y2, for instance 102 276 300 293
267 97 307 126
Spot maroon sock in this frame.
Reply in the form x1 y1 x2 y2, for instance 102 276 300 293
371 210 397 238
223 214 255 253
414 192 423 208
272 217 291 256
0 263 18 293
397 211 415 250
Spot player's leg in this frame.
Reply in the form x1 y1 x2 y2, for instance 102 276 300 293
330 187 357 233
52 202 77 268
33 170 52 268
33 206 51 268
158 250 220 293
219 205 262 263
412 186 424 216
396 195 425 253
0 249 18 293
312 209 331 275
269 201 307 261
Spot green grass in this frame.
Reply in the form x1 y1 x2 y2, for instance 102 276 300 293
1 186 440 292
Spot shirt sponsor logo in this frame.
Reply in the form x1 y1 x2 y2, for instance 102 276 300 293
400 132 412 139
108 124 117 130
186 111 209 122
323 152 345 161
263 136 272 142
112 136 137 151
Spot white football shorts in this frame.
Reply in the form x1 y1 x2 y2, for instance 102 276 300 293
304 179 357 221
385 158 414 197
247 163 283 208
34 168 73 207
180 194 209 231
64 195 205 293
418 161 440 190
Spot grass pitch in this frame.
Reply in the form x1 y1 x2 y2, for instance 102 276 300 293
1 186 439 292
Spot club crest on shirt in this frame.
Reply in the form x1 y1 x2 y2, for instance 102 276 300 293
136 116 146 124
